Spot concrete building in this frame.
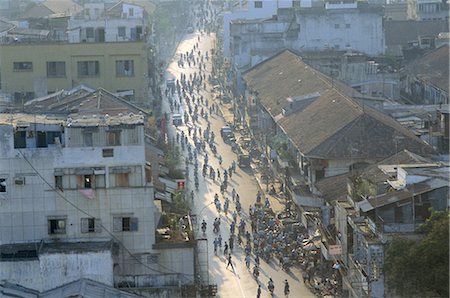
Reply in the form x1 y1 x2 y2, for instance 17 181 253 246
0 112 155 267
229 0 385 70
400 45 449 105
0 112 175 291
67 2 149 43
222 0 296 57
0 41 149 103
295 0 385 56
241 50 435 194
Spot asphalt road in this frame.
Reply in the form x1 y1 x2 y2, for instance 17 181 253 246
161 30 314 298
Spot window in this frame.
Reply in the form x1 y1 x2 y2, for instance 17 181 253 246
83 175 92 188
86 27 94 38
334 24 340 29
254 1 263 8
116 60 134 77
46 61 66 77
77 61 99 77
0 178 6 192
345 23 351 28
113 216 138 232
116 173 129 187
292 0 300 7
128 8 134 17
48 218 66 234
127 127 139 144
14 131 26 148
13 62 32 71
83 132 93 146
106 131 121 146
81 218 101 233
118 26 126 37
46 131 62 145
55 175 63 191
36 131 47 148
102 148 114 157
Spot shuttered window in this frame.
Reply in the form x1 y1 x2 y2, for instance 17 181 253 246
81 218 102 233
113 216 138 232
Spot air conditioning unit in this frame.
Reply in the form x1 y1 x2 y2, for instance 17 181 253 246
14 177 25 185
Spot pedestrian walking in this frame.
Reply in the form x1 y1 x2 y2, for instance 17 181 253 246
224 242 228 255
229 236 234 251
213 238 218 254
257 285 262 298
226 253 234 270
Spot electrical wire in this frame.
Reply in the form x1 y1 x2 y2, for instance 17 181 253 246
17 149 195 280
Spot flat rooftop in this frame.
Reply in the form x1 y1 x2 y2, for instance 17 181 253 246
0 112 145 128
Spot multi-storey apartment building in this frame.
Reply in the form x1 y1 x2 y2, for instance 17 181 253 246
0 41 149 102
0 112 159 290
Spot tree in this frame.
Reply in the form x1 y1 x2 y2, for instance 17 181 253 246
384 210 449 297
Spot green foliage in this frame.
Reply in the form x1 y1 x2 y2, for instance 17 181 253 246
354 178 377 198
164 146 184 179
384 210 449 297
171 191 190 215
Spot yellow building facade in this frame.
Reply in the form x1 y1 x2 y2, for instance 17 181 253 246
0 41 149 103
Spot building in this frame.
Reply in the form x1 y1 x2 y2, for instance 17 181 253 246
384 19 449 57
400 45 449 105
295 0 385 56
222 0 296 57
0 112 194 293
310 149 449 297
336 153 448 297
242 50 435 194
0 41 149 103
67 2 149 43
229 0 385 70
0 278 141 297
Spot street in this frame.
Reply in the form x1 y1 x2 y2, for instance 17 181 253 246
161 29 315 298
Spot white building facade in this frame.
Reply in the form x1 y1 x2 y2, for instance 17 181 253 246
295 1 385 56
67 2 147 43
0 113 157 278
223 0 296 57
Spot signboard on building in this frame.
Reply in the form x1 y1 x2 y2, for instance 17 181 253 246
329 245 343 255
176 179 185 190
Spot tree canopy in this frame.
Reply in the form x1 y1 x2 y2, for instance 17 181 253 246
384 210 449 297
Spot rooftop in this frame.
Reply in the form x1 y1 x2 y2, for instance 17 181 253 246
24 86 150 117
243 50 435 159
403 45 449 93
0 112 145 128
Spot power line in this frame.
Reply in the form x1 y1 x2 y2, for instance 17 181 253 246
16 149 195 280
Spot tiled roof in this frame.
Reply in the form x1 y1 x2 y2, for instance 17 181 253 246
20 4 54 19
243 50 435 159
0 18 14 33
360 149 434 183
315 173 350 202
404 45 449 92
43 0 82 15
24 87 149 116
